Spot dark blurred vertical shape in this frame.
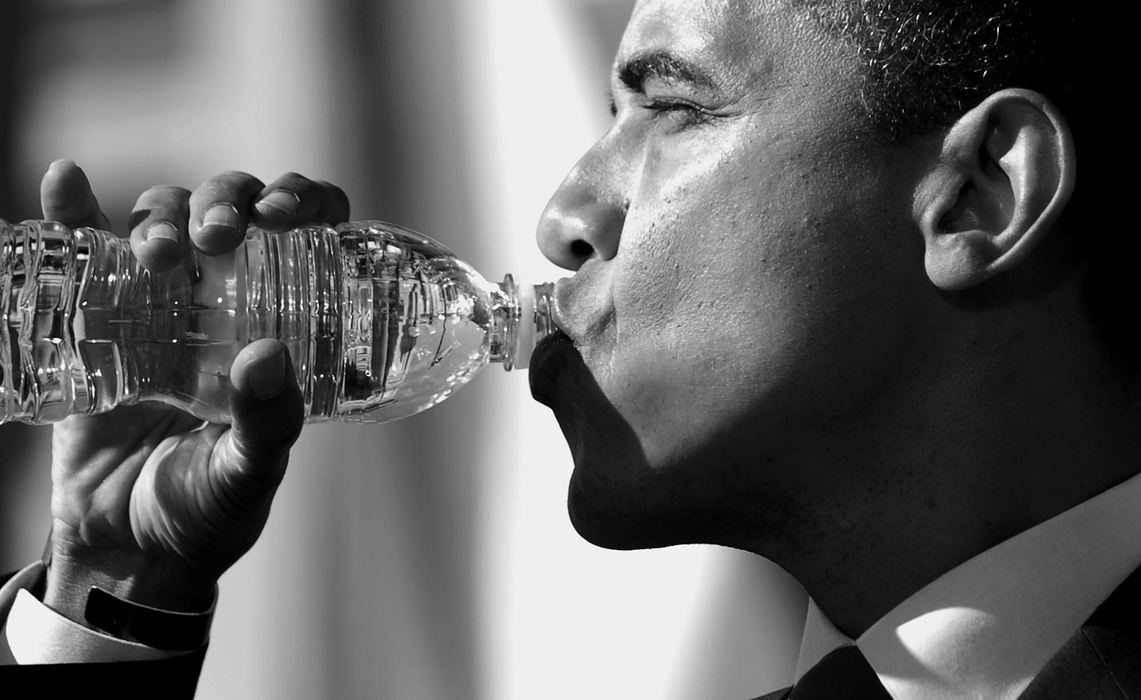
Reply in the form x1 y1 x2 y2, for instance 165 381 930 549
0 0 24 210
0 0 51 575
0 0 190 584
323 0 484 697
0 0 23 564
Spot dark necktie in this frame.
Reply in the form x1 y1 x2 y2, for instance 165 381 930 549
789 645 893 699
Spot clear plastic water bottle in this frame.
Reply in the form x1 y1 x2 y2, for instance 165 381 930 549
0 219 554 425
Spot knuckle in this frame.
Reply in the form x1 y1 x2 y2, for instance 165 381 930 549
317 181 351 219
277 171 309 185
138 184 192 202
129 186 191 229
268 172 315 199
319 180 347 201
194 171 263 201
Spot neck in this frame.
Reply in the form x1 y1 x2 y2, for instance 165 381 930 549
756 304 1141 637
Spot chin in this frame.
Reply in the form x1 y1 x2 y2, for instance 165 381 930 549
566 486 669 551
533 340 733 550
564 464 714 551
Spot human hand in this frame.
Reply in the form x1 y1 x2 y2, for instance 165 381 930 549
39 161 349 621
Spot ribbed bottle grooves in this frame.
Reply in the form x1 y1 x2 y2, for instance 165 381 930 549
1 219 554 426
247 226 345 422
1 220 105 424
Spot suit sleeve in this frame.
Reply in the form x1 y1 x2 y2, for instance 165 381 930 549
1 568 207 699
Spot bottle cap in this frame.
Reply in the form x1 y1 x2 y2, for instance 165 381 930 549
512 282 537 371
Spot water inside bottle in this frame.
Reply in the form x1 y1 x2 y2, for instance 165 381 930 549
333 225 496 422
3 222 501 424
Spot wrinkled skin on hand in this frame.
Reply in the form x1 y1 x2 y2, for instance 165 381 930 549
40 160 349 617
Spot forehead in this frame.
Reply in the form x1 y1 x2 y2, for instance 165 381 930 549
619 0 851 88
625 0 767 45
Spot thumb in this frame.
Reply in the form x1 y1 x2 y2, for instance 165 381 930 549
223 339 305 489
40 159 113 230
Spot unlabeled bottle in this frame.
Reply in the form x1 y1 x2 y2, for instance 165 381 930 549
0 219 554 425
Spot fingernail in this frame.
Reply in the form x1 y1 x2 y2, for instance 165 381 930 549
246 347 287 400
202 203 240 231
255 190 301 217
144 220 179 243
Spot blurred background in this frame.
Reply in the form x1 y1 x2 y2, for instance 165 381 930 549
0 0 805 698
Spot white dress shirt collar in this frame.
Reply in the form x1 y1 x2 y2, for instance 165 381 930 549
794 470 1141 700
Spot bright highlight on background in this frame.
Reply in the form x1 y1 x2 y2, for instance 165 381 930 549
464 3 804 699
2 1 804 698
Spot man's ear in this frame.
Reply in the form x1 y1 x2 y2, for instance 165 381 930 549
913 88 1076 291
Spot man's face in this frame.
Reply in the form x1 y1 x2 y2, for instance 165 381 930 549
532 0 935 551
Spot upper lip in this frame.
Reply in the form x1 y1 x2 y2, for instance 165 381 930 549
549 278 574 341
549 265 613 348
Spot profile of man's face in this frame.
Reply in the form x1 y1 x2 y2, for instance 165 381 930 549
532 0 942 552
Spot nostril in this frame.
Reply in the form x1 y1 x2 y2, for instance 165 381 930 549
569 239 594 260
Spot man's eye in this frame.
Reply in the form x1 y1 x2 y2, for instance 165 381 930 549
652 99 693 110
644 99 712 125
646 99 695 112
606 93 716 124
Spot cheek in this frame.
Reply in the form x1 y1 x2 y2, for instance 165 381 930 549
611 130 751 335
601 154 920 464
602 235 784 462
612 125 807 353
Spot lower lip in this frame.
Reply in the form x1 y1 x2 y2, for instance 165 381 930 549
528 330 579 404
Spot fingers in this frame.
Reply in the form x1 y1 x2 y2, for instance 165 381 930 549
223 339 305 490
189 171 266 256
128 185 192 272
40 159 112 230
186 171 351 256
47 166 352 272
252 172 351 232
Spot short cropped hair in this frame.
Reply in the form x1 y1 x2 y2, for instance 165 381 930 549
795 1 1077 139
796 2 1132 376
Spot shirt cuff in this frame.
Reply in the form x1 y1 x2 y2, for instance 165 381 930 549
4 569 209 664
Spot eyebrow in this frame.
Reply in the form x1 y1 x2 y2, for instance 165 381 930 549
617 50 722 95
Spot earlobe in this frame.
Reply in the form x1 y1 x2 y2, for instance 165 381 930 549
914 89 1076 291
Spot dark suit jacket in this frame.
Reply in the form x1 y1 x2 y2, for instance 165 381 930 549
754 566 1141 700
3 567 1139 699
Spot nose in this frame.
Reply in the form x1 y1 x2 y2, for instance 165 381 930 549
536 151 627 270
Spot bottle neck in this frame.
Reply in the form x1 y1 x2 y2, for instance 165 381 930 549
489 275 554 371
